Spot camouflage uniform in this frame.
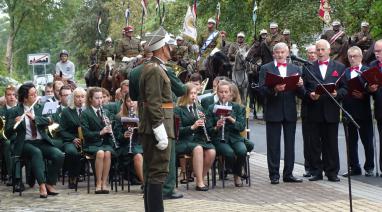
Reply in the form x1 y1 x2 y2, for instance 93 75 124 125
170 45 189 68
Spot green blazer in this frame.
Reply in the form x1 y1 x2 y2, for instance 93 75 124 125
201 94 217 111
129 58 187 102
174 105 208 143
80 107 115 149
5 103 54 156
103 101 122 115
205 102 246 144
59 107 81 143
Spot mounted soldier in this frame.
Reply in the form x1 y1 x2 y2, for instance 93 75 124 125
321 20 348 60
352 21 373 53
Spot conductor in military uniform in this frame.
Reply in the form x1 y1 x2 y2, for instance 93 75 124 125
137 27 179 212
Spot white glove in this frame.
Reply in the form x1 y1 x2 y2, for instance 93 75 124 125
153 123 168 150
136 54 143 59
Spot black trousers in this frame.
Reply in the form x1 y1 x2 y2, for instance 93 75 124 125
302 118 312 172
347 119 374 172
266 121 296 180
310 122 340 177
378 121 382 173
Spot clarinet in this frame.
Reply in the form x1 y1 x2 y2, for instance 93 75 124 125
127 107 137 154
100 107 119 149
221 115 226 142
193 100 211 142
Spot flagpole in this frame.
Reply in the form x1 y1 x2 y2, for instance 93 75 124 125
140 7 144 42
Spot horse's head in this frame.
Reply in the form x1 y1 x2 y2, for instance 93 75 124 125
207 51 232 78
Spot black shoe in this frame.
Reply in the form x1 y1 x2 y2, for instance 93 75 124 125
303 172 312 178
327 176 340 182
14 182 25 192
364 170 374 177
308 175 323 181
342 170 361 177
195 185 209 191
47 190 59 196
283 176 303 183
40 194 48 198
270 179 279 185
95 189 103 194
163 192 183 200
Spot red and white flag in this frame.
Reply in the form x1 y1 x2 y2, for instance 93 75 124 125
192 0 197 18
318 0 331 24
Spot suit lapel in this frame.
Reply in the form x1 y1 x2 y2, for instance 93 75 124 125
324 60 335 81
89 108 104 128
70 108 81 125
271 63 281 76
313 62 324 82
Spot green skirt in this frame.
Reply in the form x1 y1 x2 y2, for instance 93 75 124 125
176 141 215 154
83 144 116 156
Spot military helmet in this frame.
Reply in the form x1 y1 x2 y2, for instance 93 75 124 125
59 50 69 57
105 37 112 42
123 26 134 33
259 29 268 35
361 21 369 27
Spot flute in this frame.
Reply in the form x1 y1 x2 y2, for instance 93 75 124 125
14 97 40 129
100 107 119 149
193 100 211 142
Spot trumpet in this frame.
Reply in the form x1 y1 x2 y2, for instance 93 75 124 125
100 107 119 149
14 97 40 130
193 100 211 142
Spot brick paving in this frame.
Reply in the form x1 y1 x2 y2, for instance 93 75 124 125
1 152 382 212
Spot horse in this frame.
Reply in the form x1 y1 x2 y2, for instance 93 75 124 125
111 58 140 95
100 59 115 95
232 48 250 105
85 64 100 87
204 51 232 89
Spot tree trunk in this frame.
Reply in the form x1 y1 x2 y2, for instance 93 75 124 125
5 33 15 74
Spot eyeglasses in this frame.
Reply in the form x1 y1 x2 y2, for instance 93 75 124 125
374 49 382 54
348 55 361 58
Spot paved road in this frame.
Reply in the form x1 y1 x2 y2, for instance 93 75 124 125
248 118 382 187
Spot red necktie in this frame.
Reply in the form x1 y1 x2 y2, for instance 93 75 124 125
319 61 329 65
277 63 287 67
29 116 37 139
350 66 358 72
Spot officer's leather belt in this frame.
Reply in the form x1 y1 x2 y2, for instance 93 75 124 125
143 102 174 109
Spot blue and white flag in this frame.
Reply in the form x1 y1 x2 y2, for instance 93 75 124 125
252 1 258 25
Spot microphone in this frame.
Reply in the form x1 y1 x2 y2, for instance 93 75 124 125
290 55 313 66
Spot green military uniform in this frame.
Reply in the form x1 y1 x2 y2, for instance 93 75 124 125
197 30 222 70
265 33 285 50
80 107 116 155
103 100 123 116
4 104 64 185
228 42 250 62
205 102 252 177
321 30 348 58
115 37 143 60
129 57 186 198
353 31 373 52
0 106 13 179
59 107 82 179
174 105 214 154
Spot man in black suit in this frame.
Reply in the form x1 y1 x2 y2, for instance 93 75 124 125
259 42 305 184
368 39 382 176
303 39 347 182
342 46 374 177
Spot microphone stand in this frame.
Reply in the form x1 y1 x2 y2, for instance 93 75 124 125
298 60 359 212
